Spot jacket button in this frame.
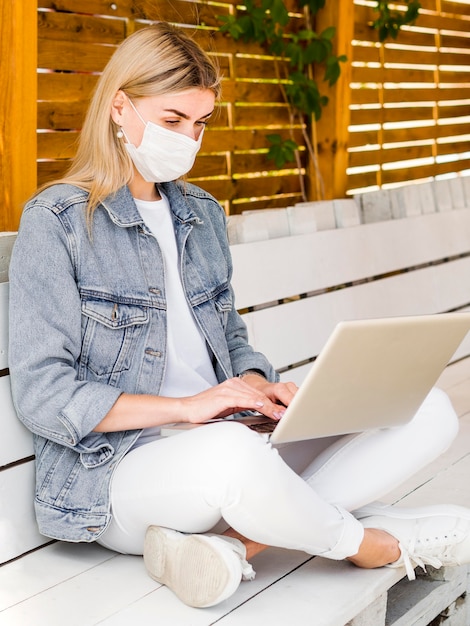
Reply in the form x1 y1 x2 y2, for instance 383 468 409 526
149 287 161 295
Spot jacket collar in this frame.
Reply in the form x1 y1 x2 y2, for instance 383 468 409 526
100 182 200 228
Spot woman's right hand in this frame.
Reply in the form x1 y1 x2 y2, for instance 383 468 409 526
181 377 289 424
94 377 294 432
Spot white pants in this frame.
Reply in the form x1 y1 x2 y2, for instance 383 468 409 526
98 387 458 561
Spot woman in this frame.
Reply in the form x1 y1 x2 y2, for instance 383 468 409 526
9 23 470 609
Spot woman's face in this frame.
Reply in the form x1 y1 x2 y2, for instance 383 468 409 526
111 88 216 147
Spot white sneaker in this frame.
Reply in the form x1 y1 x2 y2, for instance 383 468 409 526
143 526 255 608
357 504 470 580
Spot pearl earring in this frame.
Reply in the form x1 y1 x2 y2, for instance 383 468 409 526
116 127 124 139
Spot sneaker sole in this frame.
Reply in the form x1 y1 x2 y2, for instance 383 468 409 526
144 526 240 608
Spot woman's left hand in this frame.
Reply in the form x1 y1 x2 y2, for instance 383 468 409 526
240 374 298 418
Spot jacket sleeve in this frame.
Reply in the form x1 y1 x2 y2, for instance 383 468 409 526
8 201 122 449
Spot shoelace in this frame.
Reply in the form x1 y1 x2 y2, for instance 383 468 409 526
398 539 443 580
210 535 256 581
225 540 256 581
239 556 256 581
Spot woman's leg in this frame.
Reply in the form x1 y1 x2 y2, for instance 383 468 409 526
301 387 459 511
98 421 363 561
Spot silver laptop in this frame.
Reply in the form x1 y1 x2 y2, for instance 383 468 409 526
267 313 470 444
161 314 470 444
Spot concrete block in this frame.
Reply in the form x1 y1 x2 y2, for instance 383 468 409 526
433 179 453 212
390 185 422 219
289 201 335 233
333 198 361 228
460 175 470 206
286 204 317 235
449 177 467 209
358 190 392 223
416 181 437 214
227 213 269 243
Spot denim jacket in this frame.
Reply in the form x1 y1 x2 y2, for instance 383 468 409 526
9 181 277 543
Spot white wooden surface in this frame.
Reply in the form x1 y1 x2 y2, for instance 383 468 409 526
0 282 8 369
231 209 470 309
1 358 469 625
244 260 470 371
0 234 15 284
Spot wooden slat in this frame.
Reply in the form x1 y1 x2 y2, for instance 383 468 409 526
188 154 229 179
0 462 49 564
38 72 98 101
438 140 470 158
231 151 306 174
38 39 117 73
349 105 436 126
228 174 302 200
0 541 310 624
0 282 9 368
37 102 88 131
39 0 134 18
351 65 436 85
231 209 470 309
234 105 292 127
134 0 231 27
202 128 305 152
348 145 433 169
232 195 303 213
0 234 16 285
0 376 34 466
37 132 80 159
382 160 470 185
234 56 291 81
243 258 470 370
37 161 71 187
37 10 126 44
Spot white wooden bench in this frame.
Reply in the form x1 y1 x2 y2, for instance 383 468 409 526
3 175 470 625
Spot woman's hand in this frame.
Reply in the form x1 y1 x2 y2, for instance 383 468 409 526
94 377 298 432
181 376 298 424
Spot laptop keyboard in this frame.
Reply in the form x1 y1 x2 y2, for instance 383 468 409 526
246 420 277 434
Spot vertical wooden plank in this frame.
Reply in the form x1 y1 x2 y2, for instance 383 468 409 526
311 1 354 200
0 0 37 231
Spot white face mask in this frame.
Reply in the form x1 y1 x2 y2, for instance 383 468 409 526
122 99 204 183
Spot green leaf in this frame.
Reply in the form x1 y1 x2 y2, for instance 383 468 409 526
267 135 298 167
270 0 289 26
320 26 336 41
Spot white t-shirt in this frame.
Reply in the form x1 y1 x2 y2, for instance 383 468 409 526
133 193 218 445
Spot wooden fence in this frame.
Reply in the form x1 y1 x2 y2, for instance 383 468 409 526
1 0 470 231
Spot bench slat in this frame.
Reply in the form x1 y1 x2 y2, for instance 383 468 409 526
244 258 470 370
0 542 311 625
231 209 470 309
0 462 49 564
0 375 34 466
0 282 9 369
0 234 16 285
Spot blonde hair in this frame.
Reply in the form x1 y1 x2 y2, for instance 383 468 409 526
44 23 221 219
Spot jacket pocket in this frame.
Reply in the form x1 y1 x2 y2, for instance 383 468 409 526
80 298 149 380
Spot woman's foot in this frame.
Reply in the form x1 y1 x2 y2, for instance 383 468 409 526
143 526 255 608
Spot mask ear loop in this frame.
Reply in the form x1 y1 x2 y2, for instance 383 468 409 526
115 95 146 140
127 97 147 126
